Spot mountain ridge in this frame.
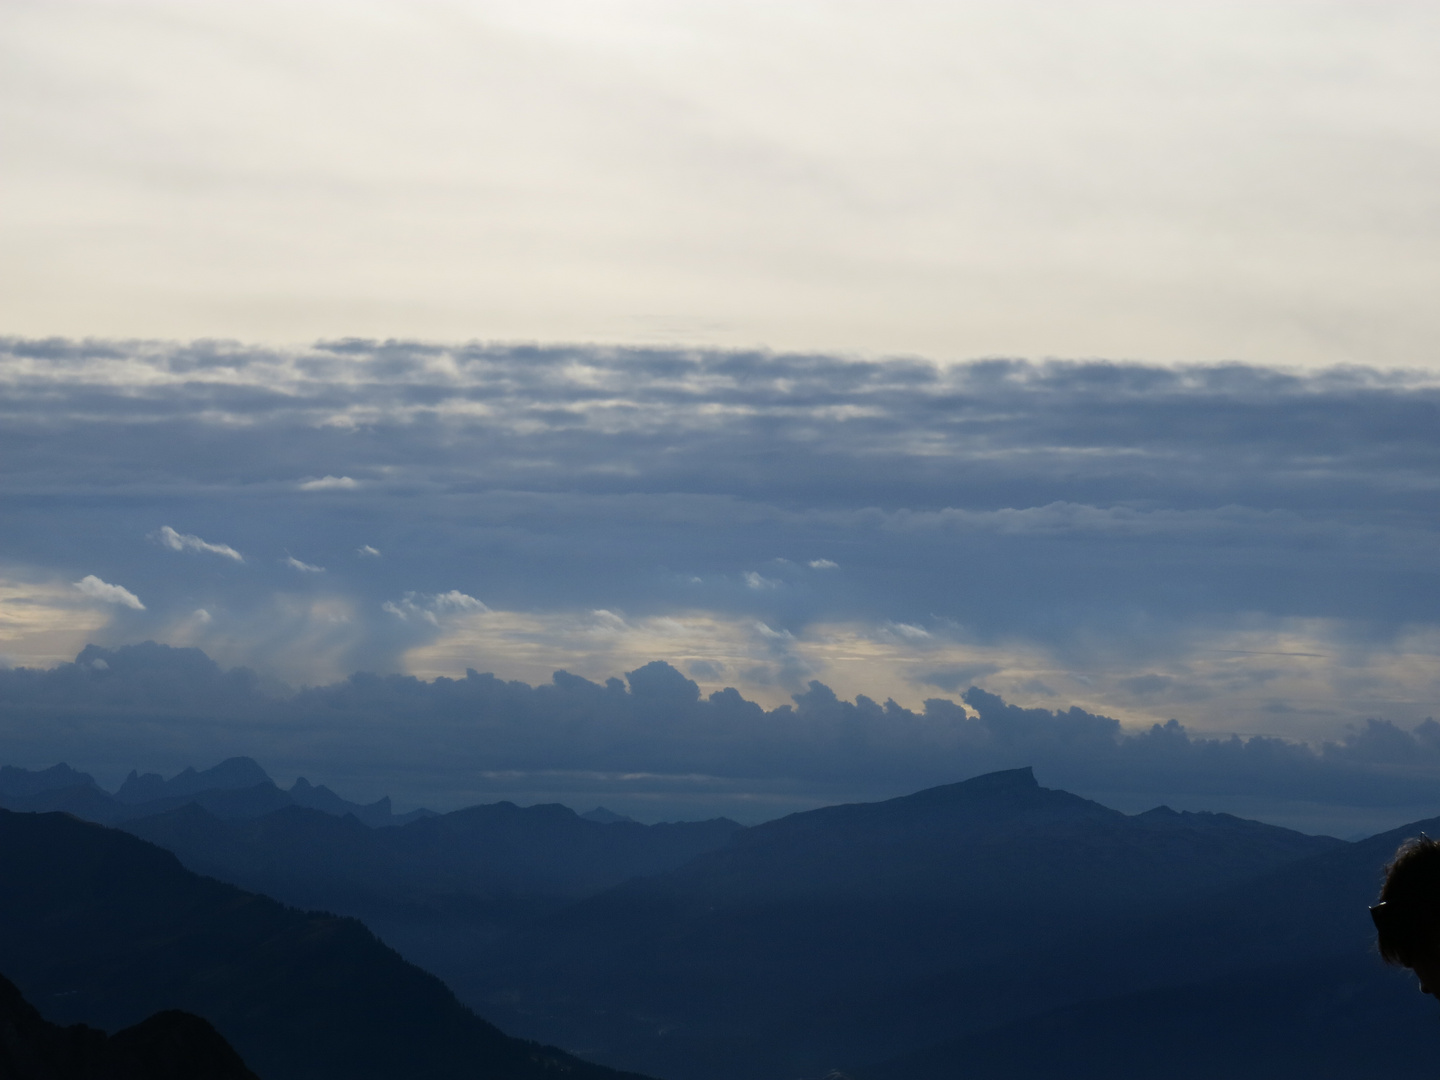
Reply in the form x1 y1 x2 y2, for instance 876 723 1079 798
0 808 654 1080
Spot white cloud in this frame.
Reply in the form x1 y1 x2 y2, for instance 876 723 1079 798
357 545 381 558
383 590 489 626
154 525 243 562
282 556 325 573
73 574 144 609
809 559 839 570
752 621 794 641
431 590 487 613
744 571 779 590
299 476 359 491
886 622 932 640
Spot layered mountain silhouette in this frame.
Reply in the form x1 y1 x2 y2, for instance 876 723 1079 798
459 767 1410 1080
0 757 431 827
6 759 1434 1080
0 808 651 1080
121 798 742 966
0 972 258 1080
853 813 1440 1079
1 755 742 1001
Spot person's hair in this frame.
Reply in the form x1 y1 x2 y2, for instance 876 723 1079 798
1376 834 1440 966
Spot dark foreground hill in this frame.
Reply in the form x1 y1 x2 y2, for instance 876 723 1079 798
0 809 652 1080
0 972 258 1080
465 768 1356 1080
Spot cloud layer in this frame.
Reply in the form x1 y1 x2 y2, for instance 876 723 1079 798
1 338 1439 775
3 642 1439 836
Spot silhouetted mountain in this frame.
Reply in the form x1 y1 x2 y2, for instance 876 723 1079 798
0 759 430 827
122 799 745 972
288 776 433 826
0 808 652 1080
115 757 272 803
852 814 1440 1079
0 764 98 799
581 807 637 824
464 767 1345 1080
0 971 258 1080
853 953 1429 1080
0 785 122 824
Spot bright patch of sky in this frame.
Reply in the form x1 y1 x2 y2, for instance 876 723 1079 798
2 1 1439 367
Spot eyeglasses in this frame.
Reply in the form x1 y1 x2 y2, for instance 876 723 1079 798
1370 902 1390 932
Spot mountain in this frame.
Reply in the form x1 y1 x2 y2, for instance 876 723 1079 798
115 757 272 803
0 764 99 799
853 815 1440 1078
0 971 258 1080
121 799 745 972
462 767 1346 1080
581 807 637 824
852 951 1428 1080
0 758 431 827
0 808 652 1080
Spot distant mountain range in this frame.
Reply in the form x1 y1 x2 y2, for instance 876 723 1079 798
0 756 743 1014
2 757 1433 1079
0 808 651 1080
464 768 1430 1080
0 971 258 1080
0 757 432 827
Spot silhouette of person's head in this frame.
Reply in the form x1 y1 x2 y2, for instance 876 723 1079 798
1374 835 1440 997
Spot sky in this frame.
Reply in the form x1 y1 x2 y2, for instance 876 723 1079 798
3 0 1440 366
3 2 1440 833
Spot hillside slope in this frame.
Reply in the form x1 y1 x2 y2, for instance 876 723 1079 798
0 809 651 1080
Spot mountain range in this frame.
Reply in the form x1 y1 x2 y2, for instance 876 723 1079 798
0 807 651 1080
2 756 1434 1079
0 757 431 827
464 766 1385 1078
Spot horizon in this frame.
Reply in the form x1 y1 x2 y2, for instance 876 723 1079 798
5 636 1440 838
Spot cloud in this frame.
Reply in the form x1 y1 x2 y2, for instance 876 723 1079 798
6 641 1440 835
809 559 839 570
0 576 114 668
282 557 325 573
299 476 358 491
382 590 489 626
744 571 779 590
357 545 381 558
2 339 1440 750
885 622 931 641
154 526 243 562
72 575 144 610
918 664 1002 693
